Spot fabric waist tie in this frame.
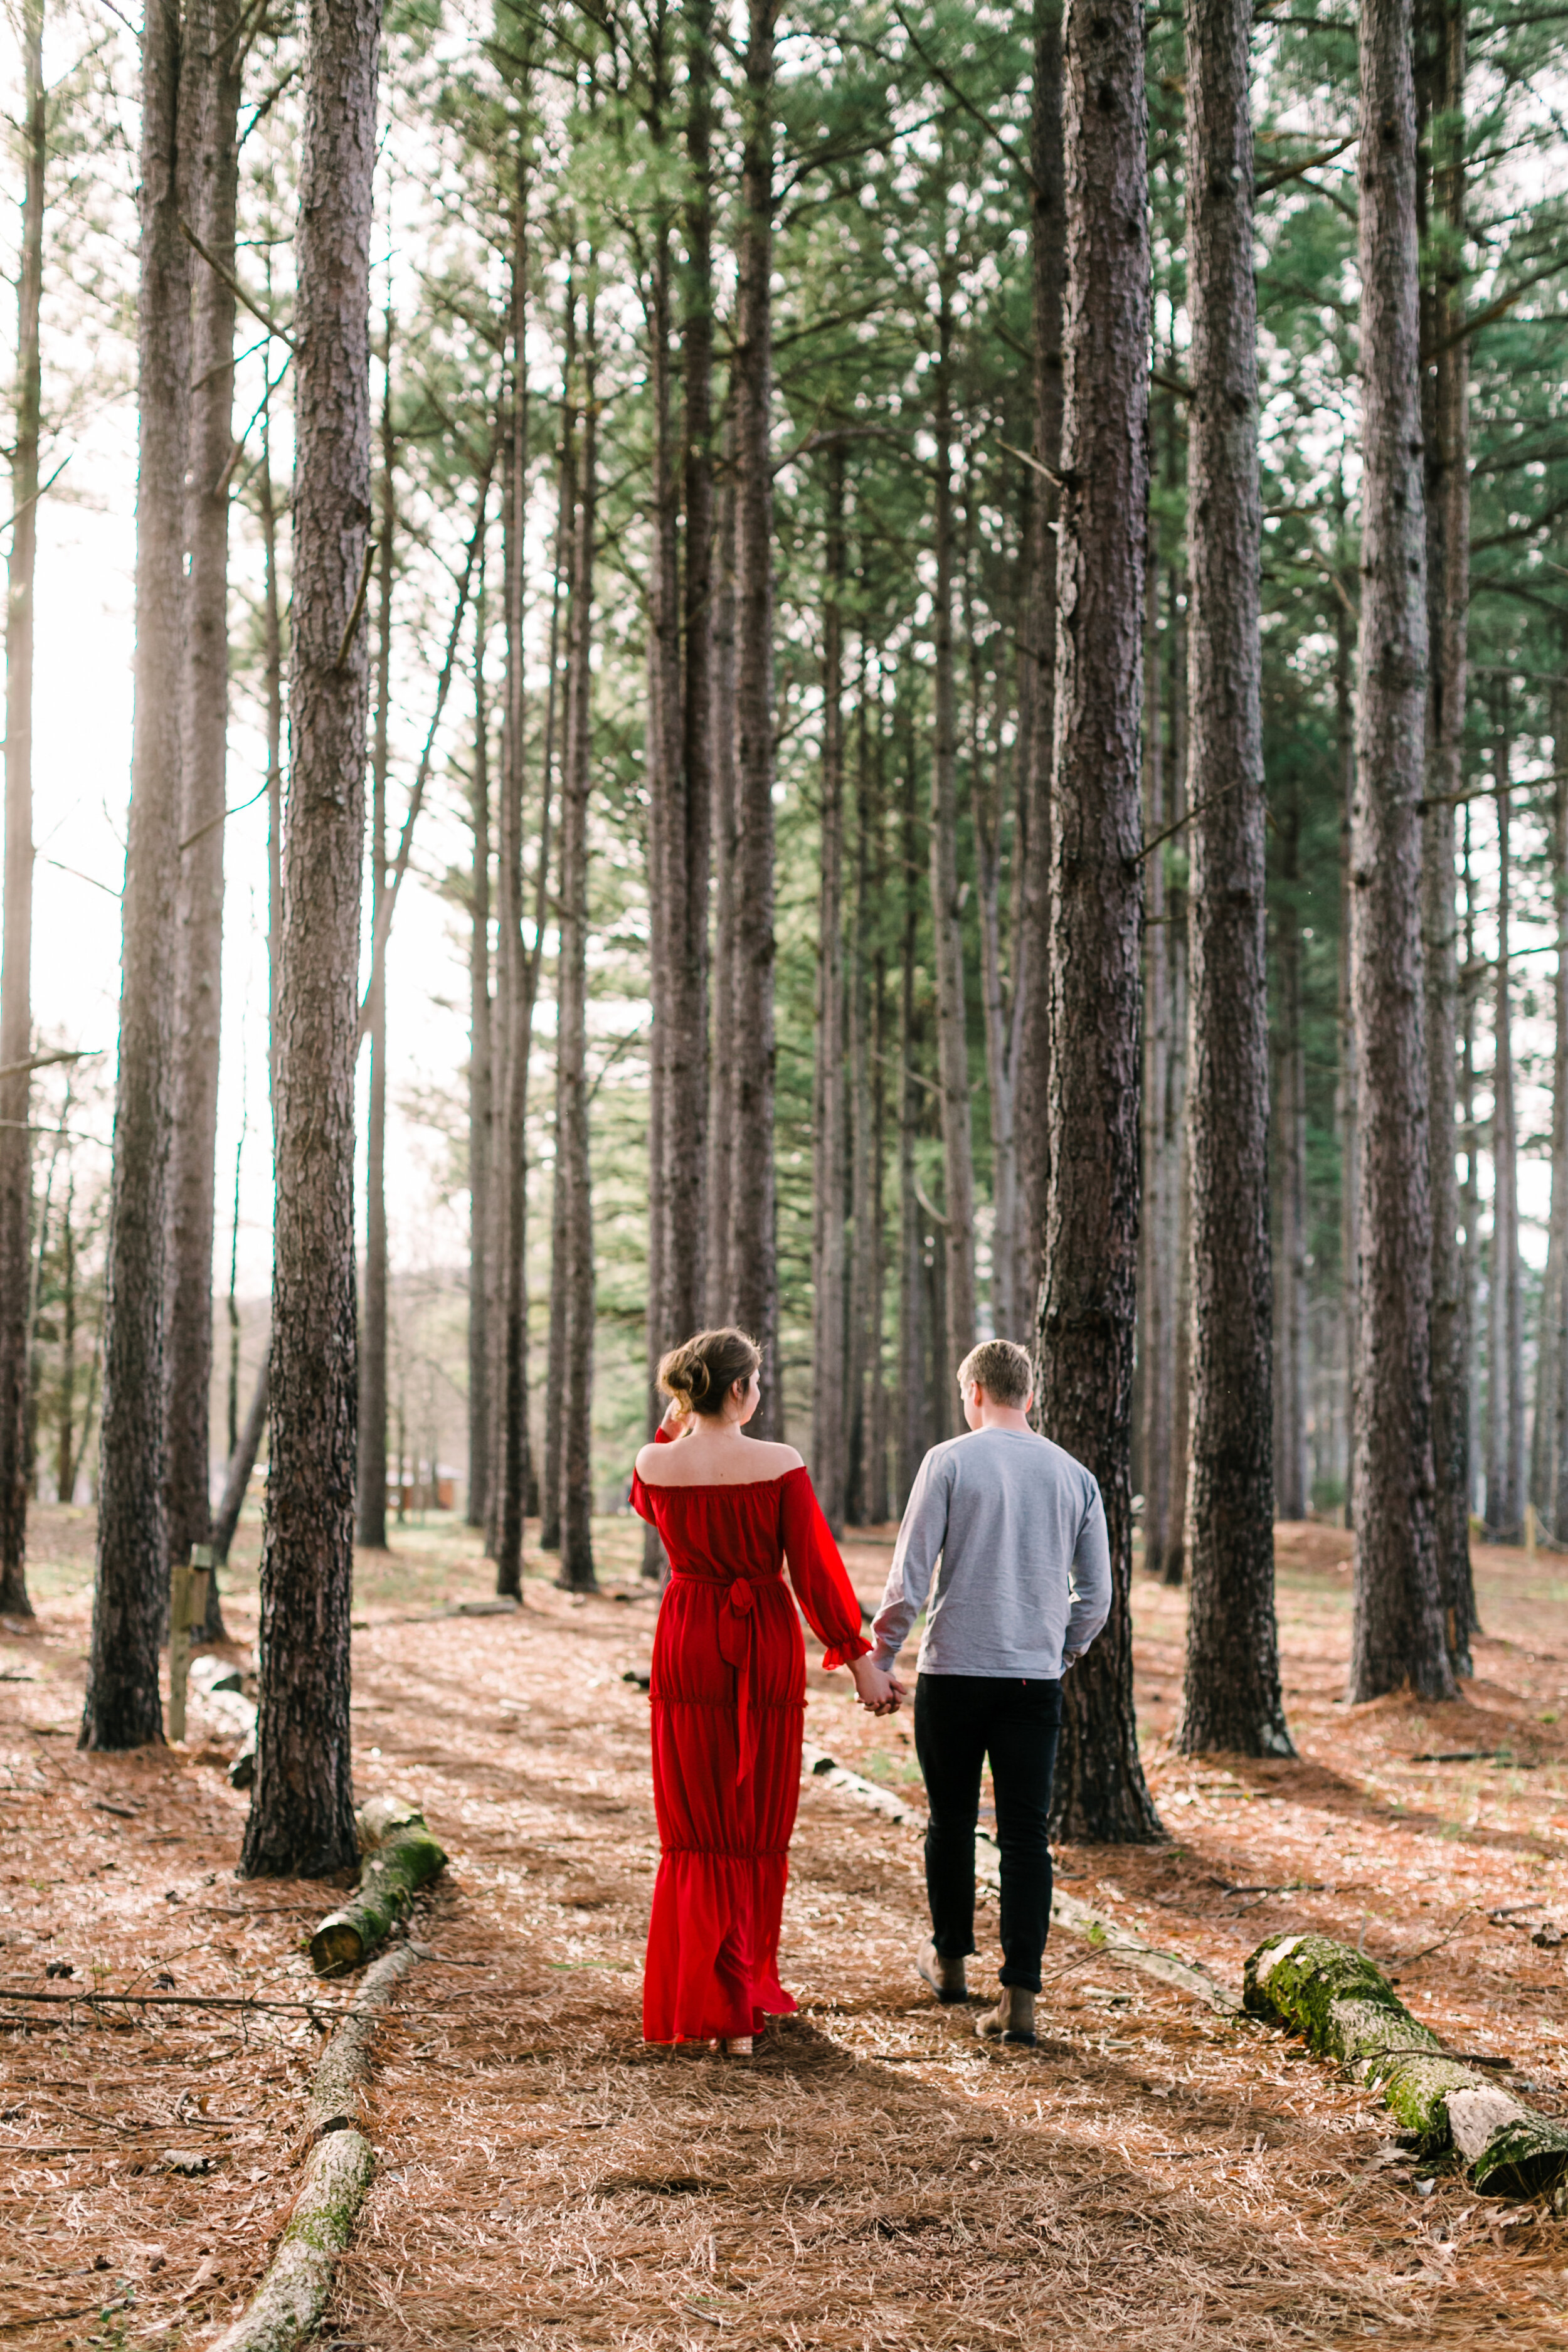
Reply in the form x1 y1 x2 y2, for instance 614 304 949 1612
674 1571 763 1784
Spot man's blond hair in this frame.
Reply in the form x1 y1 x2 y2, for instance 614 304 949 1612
956 1338 1033 1409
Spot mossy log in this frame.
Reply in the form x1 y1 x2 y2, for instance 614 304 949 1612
1246 1932 1568 2196
309 1797 446 1977
207 2127 374 2352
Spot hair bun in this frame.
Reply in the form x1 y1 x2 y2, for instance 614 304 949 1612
655 1328 763 1421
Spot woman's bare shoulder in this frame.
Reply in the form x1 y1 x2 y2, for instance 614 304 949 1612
746 1439 805 1475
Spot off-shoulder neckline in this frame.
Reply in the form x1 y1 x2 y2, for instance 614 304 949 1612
633 1463 807 1494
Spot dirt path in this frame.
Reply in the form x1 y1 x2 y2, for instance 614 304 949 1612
6 1513 1568 2346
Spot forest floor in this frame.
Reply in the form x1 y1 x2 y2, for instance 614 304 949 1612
6 1511 1568 2348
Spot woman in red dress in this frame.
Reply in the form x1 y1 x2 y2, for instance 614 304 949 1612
632 1328 898 2052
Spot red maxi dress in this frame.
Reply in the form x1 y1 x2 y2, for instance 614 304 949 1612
632 1438 871 2044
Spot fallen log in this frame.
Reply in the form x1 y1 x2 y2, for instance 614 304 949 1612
208 1941 420 2352
309 1796 447 1977
1246 1932 1568 2195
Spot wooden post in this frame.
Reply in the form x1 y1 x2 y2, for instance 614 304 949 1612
167 1542 213 1742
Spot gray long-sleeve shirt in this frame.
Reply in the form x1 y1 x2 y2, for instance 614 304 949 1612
870 1426 1112 1680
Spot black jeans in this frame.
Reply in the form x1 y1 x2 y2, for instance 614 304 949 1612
913 1673 1063 1993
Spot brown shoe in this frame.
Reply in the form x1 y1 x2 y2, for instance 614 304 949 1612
916 1940 969 2004
975 1986 1036 2046
721 2035 754 2057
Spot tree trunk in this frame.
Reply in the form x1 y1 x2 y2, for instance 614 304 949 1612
1273 791 1310 1522
1178 0 1290 1759
1462 804 1483 1532
357 322 394 1553
1486 691 1523 1543
729 0 780 1430
972 506 1018 1352
655 0 714 1352
213 1358 267 1565
1014 0 1064 1338
848 664 886 1523
1335 536 1359 1528
928 277 977 1417
1347 0 1454 1704
467 599 492 1530
540 302 578 1560
1034 0 1161 1841
166 0 240 1597
1140 556 1177 1582
493 168 532 1599
1551 670 1568 1547
0 0 44 1619
897 742 926 1510
706 444 739 1330
238 0 381 1872
81 0 189 1747
812 447 849 1530
556 301 597 1594
55 1167 75 1505
1424 0 1473 1656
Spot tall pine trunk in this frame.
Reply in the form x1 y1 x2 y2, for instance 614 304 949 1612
1485 693 1522 1542
493 163 532 1598
81 0 189 1748
1035 0 1160 1841
1273 791 1310 1522
730 0 780 1427
928 275 977 1414
1014 0 1064 1335
1347 0 1454 1703
1424 0 1473 1655
706 448 739 1329
1547 670 1568 1544
1334 548 1360 1525
467 600 492 1530
812 447 848 1530
556 302 598 1594
897 744 926 1508
1178 0 1290 1758
166 0 240 1593
239 0 381 1870
0 0 44 1621
540 297 578 1559
849 667 887 1522
357 324 393 1552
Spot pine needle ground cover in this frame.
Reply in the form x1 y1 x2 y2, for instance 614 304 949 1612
6 1509 1568 2345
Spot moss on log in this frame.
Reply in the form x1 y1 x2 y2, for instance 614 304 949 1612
309 1798 446 1977
1246 1932 1568 2195
207 2127 374 2352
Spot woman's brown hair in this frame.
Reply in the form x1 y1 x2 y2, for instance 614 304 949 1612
657 1328 763 1420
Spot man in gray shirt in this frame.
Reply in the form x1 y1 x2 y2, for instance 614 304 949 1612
871 1338 1111 2046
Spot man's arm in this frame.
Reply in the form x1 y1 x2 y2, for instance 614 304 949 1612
1061 1483 1112 1666
871 1452 950 1670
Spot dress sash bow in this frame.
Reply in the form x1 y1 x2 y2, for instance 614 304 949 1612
716 1577 758 1782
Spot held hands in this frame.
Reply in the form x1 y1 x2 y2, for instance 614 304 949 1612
849 1655 906 1717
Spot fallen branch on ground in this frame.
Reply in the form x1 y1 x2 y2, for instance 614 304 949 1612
1245 1932 1568 2196
309 1796 447 1976
209 1943 420 2352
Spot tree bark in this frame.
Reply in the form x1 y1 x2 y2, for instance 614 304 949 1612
238 0 381 1871
1347 0 1454 1704
166 0 240 1598
1424 0 1473 1657
1550 669 1568 1547
729 0 780 1429
80 0 189 1747
928 277 977 1417
897 741 927 1510
212 1357 267 1565
706 443 739 1330
493 163 532 1599
1178 0 1290 1759
356 319 393 1553
1485 691 1523 1544
540 297 578 1560
1335 529 1360 1528
812 447 849 1530
1014 0 1064 1340
556 300 597 1594
848 664 887 1523
0 0 44 1619
1034 0 1160 1841
1273 791 1310 1523
467 598 492 1530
